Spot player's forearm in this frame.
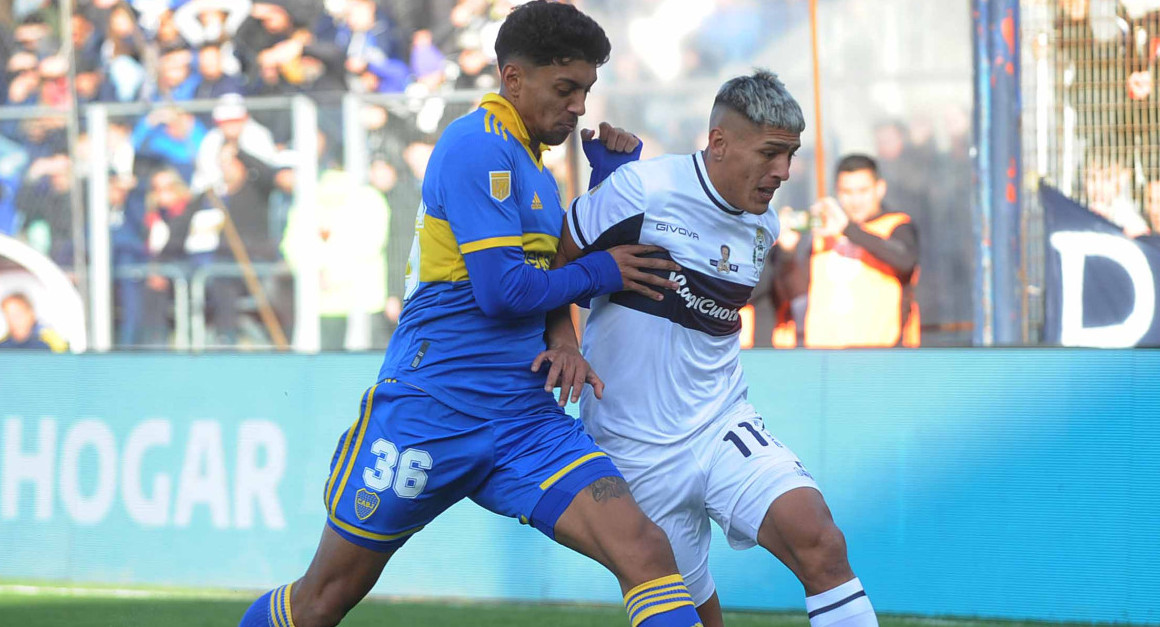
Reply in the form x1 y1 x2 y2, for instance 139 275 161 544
544 306 579 350
463 246 621 318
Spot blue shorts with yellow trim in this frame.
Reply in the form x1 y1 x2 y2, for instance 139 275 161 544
324 380 620 552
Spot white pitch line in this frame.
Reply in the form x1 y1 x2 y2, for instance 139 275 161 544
0 584 250 600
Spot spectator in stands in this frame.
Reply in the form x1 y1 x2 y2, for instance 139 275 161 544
772 154 921 348
75 54 110 104
13 12 56 59
1124 1 1159 101
1084 157 1151 237
409 28 449 89
446 0 505 91
217 142 280 258
6 48 42 105
174 0 251 51
0 291 67 351
72 5 104 67
100 1 149 102
141 167 194 346
153 44 200 101
194 42 245 101
154 8 187 50
333 0 409 93
281 168 390 350
233 1 308 91
35 54 69 107
0 133 29 236
192 94 277 194
108 171 149 346
16 152 72 264
131 106 206 182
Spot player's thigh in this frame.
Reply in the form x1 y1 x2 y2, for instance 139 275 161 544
703 407 820 551
610 451 717 607
469 405 621 540
470 407 670 577
324 381 492 553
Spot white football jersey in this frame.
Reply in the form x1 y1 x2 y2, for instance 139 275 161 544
571 151 779 458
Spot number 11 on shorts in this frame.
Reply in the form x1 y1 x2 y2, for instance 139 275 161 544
722 421 776 458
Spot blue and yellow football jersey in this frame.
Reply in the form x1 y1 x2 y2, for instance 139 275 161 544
379 94 571 418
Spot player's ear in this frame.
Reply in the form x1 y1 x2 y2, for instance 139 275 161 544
707 127 727 162
500 60 524 100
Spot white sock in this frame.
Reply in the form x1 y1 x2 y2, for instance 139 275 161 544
805 577 877 627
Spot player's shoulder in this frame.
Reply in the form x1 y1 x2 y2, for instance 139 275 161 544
609 153 696 203
630 152 696 185
437 109 518 162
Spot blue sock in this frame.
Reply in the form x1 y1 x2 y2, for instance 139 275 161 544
623 574 703 627
238 583 295 627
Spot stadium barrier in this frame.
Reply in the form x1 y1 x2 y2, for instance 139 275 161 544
0 349 1156 623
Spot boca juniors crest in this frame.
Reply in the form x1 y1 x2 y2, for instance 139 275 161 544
355 488 380 521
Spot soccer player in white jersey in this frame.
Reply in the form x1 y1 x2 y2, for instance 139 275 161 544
551 70 879 627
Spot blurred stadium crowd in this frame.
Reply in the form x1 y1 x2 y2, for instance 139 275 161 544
1 0 1154 351
0 0 843 351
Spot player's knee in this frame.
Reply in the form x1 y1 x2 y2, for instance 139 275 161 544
623 517 679 576
796 524 851 588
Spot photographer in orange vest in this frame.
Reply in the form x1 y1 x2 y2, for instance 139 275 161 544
770 154 920 348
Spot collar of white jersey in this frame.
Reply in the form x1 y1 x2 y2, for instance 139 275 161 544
693 150 746 216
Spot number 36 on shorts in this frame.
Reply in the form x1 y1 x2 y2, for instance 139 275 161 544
362 438 433 498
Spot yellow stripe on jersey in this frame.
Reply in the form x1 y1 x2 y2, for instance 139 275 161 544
418 221 560 282
522 232 558 255
329 384 379 514
417 215 470 282
282 583 296 627
460 235 524 254
539 452 608 491
483 111 510 141
269 585 280 627
521 232 558 270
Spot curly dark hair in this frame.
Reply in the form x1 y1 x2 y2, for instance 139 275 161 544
494 1 611 68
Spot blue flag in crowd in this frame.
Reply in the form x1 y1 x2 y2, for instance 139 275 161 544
1042 184 1160 347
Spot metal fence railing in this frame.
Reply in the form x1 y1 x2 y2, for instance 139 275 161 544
1021 0 1160 342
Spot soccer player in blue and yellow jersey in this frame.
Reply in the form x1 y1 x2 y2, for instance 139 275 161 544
238 3 704 627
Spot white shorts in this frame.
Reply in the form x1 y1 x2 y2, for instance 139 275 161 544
596 401 820 606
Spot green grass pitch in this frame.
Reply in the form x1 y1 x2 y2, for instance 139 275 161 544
0 585 1098 627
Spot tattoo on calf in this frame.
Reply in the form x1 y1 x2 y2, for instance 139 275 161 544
589 476 630 502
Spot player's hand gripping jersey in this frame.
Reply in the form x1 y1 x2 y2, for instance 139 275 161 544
569 152 780 455
379 94 620 418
